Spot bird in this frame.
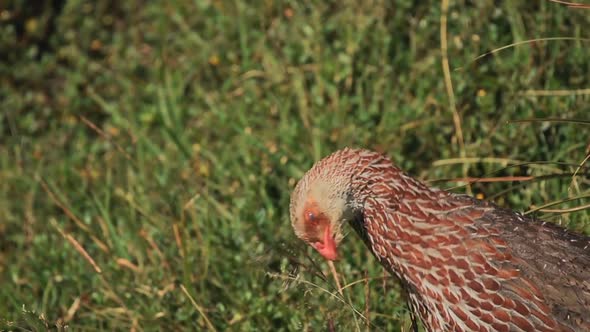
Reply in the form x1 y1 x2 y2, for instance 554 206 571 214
289 148 590 332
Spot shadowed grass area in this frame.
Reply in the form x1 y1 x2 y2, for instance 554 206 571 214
1 0 589 330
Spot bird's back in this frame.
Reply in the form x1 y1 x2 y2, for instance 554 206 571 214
468 196 590 331
441 192 590 331
361 186 590 331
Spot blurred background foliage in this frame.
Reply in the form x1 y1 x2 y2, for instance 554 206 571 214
0 0 589 330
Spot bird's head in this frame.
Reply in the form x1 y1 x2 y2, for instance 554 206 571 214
289 149 362 260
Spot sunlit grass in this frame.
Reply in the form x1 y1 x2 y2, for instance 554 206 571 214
1 0 589 330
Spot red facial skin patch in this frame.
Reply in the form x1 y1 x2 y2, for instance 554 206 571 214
312 225 338 260
303 198 339 260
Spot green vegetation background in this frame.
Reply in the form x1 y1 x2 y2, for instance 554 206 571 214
1 1 589 330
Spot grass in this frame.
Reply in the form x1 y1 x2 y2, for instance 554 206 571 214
1 0 589 330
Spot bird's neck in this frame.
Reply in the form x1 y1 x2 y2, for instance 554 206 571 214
347 159 475 287
346 164 478 331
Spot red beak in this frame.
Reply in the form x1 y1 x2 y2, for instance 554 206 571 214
312 225 338 260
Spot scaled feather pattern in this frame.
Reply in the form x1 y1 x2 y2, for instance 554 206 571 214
290 148 590 332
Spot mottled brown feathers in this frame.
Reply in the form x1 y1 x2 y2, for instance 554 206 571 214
290 148 590 332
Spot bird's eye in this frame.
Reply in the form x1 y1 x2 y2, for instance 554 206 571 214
305 211 318 225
